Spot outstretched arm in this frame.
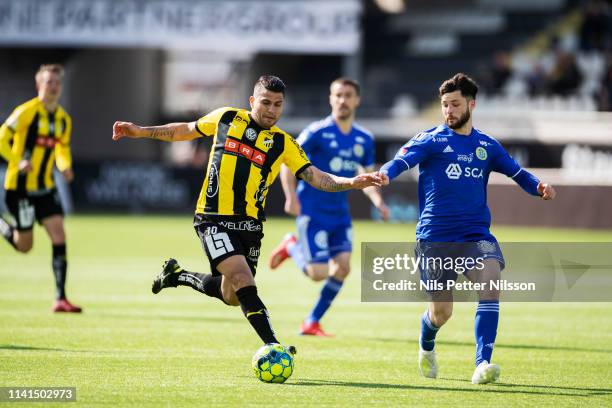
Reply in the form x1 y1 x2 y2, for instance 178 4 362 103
379 158 409 181
514 170 556 199
507 167 556 200
298 165 383 192
112 121 200 142
492 141 556 200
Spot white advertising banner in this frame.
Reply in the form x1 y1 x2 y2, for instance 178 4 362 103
0 0 361 54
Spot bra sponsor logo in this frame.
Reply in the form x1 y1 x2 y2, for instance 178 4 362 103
225 139 266 166
35 136 57 148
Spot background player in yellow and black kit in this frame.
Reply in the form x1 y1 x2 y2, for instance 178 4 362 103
0 64 82 313
112 76 382 349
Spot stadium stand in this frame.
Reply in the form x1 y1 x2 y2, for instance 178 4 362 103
1 0 610 227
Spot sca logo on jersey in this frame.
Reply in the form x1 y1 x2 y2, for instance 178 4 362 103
445 163 462 179
445 163 484 180
476 147 487 160
329 157 359 173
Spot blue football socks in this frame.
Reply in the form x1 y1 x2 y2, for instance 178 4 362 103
475 300 499 366
420 310 439 351
306 277 344 323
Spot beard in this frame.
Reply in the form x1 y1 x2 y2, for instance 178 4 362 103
447 108 471 129
334 106 354 121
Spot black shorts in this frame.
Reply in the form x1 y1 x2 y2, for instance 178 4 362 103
4 189 64 231
193 213 264 277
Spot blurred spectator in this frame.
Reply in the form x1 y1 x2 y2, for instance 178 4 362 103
165 138 209 169
547 50 583 96
597 53 612 110
579 0 611 52
527 62 549 96
482 51 513 95
191 139 210 168
163 110 211 168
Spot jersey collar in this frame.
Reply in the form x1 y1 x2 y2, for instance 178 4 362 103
442 123 475 137
330 115 353 137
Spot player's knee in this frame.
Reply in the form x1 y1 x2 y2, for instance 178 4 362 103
225 296 240 307
229 270 255 290
430 307 452 326
330 264 350 280
306 266 328 281
310 273 327 282
220 279 240 306
15 242 32 253
14 236 33 253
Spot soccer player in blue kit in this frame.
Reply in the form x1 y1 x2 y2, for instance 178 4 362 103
377 73 556 384
269 78 389 336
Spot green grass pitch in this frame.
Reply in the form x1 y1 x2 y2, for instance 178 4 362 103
1 215 611 406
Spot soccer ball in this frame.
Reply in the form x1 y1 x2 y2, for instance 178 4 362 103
252 343 294 383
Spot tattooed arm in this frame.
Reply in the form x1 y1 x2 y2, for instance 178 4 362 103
298 165 383 192
112 121 200 142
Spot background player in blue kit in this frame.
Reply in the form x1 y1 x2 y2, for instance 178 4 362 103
376 73 556 384
269 78 389 336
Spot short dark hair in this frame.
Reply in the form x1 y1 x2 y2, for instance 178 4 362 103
439 73 478 99
330 77 360 95
254 75 286 95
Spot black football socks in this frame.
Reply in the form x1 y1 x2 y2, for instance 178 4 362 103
176 270 226 304
236 285 279 344
0 217 16 249
52 244 67 300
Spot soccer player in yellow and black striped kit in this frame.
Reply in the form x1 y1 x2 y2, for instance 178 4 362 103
0 64 82 312
112 75 382 351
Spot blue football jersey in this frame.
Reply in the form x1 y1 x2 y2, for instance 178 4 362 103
393 124 524 241
296 116 375 221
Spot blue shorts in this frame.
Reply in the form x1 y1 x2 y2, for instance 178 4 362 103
296 214 352 263
416 237 505 292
